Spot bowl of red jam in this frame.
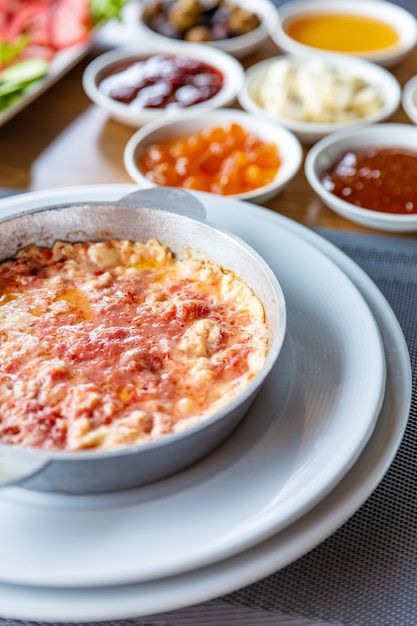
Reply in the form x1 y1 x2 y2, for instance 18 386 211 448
82 42 244 127
272 0 417 68
123 108 303 203
136 0 278 59
305 123 417 232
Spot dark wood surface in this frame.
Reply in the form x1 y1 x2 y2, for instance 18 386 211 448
1 32 416 236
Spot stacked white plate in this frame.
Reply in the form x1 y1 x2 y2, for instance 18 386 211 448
0 185 411 622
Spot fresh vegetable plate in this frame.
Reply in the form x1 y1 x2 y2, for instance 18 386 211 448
0 0 126 126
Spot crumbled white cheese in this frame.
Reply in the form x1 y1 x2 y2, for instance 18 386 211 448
255 58 383 123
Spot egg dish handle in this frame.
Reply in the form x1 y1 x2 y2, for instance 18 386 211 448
0 445 50 487
119 187 207 222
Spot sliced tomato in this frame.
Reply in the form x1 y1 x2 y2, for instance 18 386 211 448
0 0 23 41
1 1 55 45
6 4 51 46
49 0 92 50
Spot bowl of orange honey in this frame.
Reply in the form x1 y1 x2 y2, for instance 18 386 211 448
271 0 417 68
123 108 302 203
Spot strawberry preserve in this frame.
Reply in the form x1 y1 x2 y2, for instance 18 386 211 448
98 54 224 108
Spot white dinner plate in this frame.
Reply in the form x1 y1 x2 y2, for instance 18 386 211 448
0 186 410 621
0 185 386 589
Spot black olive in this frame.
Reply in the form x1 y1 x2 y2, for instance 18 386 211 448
185 25 214 41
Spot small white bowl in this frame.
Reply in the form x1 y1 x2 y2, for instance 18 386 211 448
82 43 244 127
305 123 417 232
271 0 417 68
135 0 278 59
123 108 303 204
402 74 417 125
238 53 401 145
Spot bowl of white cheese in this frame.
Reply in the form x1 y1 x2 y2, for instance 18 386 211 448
238 53 401 144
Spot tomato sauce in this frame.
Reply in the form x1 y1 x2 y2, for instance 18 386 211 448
98 54 224 108
321 147 417 214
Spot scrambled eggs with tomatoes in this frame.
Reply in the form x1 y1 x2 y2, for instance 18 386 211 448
0 239 268 451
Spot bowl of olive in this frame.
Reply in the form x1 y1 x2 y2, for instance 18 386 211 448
136 0 279 59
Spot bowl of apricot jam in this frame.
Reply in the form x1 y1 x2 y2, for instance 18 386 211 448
123 108 303 203
82 42 244 127
271 0 417 68
305 123 417 232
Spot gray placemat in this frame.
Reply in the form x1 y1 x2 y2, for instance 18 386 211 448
1 228 416 626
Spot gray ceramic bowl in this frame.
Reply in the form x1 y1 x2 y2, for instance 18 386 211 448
0 188 286 494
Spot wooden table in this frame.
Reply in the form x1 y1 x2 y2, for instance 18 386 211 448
1 32 416 235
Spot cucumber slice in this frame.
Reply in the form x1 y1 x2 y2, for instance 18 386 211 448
0 92 22 111
0 58 48 86
0 79 36 96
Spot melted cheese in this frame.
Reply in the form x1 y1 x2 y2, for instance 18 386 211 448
0 239 268 451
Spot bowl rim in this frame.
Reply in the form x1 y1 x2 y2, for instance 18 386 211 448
402 74 417 125
238 53 401 137
135 0 278 56
271 0 417 66
122 108 303 201
304 122 417 224
82 42 245 124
